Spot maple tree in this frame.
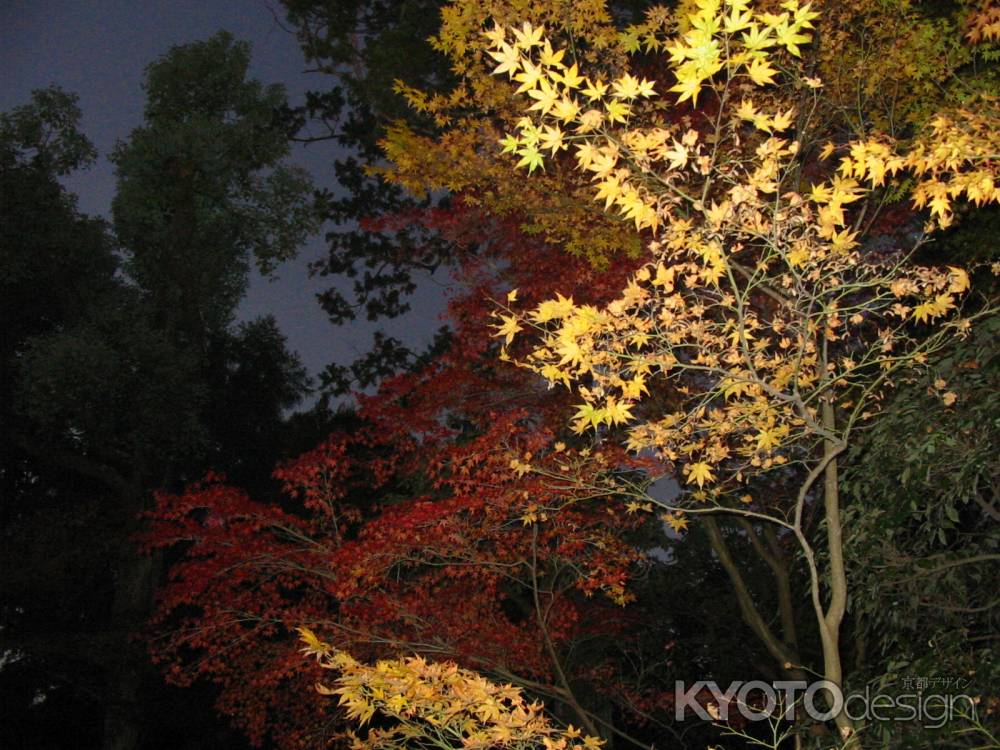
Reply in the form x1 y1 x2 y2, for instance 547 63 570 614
477 0 998 744
143 196 677 747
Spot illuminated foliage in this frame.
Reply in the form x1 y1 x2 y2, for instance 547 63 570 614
299 628 604 750
146 2 999 748
143 199 655 747
488 0 995 493
477 0 998 742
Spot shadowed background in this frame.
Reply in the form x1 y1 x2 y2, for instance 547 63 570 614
1 0 447 390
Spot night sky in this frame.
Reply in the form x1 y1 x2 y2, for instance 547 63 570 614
1 0 448 395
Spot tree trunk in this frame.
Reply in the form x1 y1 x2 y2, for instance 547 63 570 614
819 399 856 745
102 488 157 750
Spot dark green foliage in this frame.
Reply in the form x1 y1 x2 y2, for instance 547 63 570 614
0 86 97 175
0 88 114 361
112 31 319 342
16 292 207 472
1 37 322 749
202 316 313 489
842 312 999 746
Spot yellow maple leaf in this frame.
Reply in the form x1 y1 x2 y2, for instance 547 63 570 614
574 142 599 170
482 23 506 48
553 63 585 89
947 266 970 294
661 139 689 170
705 199 731 227
686 461 716 488
721 375 753 399
911 293 954 323
556 336 583 367
488 42 520 78
605 397 635 425
770 107 795 131
580 78 608 101
527 78 560 115
515 144 545 173
576 108 604 133
572 402 604 433
653 262 676 289
493 314 522 344
550 96 580 123
787 246 810 267
735 97 758 122
605 99 632 124
928 191 951 221
539 124 566 153
512 21 544 49
829 228 858 253
669 75 702 105
723 6 754 33
513 59 543 93
755 425 785 452
809 181 833 203
662 512 690 533
746 57 778 86
741 23 775 51
612 73 656 99
532 293 575 322
594 174 624 210
538 39 565 68
588 148 620 180
297 626 327 654
774 21 811 56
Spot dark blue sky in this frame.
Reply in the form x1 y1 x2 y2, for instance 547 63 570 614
2 0 448 394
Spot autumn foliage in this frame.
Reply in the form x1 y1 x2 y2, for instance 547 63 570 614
144 1 999 748
298 627 605 750
479 2 997 741
143 197 658 746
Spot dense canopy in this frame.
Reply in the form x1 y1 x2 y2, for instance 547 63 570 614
2 2 997 750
